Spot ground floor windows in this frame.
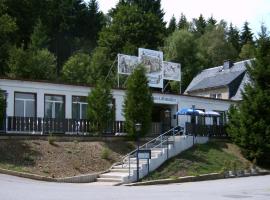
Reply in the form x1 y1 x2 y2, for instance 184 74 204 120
14 92 36 117
72 96 88 119
44 95 65 119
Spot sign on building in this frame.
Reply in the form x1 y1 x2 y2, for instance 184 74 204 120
138 48 164 88
117 48 181 89
117 54 138 75
163 61 181 81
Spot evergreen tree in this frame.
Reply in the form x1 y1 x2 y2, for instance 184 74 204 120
192 14 207 36
207 16 217 27
167 15 177 35
30 19 50 50
227 25 270 165
87 80 113 135
62 53 91 84
0 1 17 75
178 13 189 30
227 23 241 54
124 66 153 138
90 3 166 85
240 21 254 46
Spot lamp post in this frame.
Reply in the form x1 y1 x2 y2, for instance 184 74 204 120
164 109 171 131
135 122 142 182
75 96 80 135
108 102 113 134
192 105 195 144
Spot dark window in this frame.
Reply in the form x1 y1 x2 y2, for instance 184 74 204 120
14 92 36 117
72 96 88 119
44 95 65 119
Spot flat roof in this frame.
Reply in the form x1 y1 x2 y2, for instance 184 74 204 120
0 76 239 103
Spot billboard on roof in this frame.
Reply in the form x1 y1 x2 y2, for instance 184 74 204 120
138 48 163 88
163 61 181 81
117 54 139 75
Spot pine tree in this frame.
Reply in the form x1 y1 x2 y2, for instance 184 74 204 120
167 15 177 35
178 13 189 30
227 25 270 165
124 66 153 138
227 23 241 54
30 19 50 50
240 21 254 46
207 16 217 27
192 14 207 36
87 80 113 135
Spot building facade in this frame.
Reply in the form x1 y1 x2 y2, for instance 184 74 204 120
185 60 251 100
0 78 236 135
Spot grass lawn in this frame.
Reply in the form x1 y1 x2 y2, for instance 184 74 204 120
144 140 249 181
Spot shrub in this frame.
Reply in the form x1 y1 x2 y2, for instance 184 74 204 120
101 148 110 160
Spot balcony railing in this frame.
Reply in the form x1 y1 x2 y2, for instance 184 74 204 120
2 116 127 135
185 122 227 137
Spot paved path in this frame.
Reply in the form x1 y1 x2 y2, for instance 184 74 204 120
0 174 270 200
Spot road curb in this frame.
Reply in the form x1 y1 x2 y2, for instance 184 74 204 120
124 171 270 186
0 168 101 183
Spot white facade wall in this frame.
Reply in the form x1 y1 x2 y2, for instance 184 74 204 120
0 78 236 125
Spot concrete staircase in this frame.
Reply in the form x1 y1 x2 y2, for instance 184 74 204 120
96 127 209 185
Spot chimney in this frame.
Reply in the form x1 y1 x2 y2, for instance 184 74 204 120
223 60 233 70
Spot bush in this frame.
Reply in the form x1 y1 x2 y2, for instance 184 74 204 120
101 148 110 160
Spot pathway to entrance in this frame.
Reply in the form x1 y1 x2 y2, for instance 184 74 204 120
1 174 269 200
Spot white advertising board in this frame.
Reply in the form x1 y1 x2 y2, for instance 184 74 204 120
138 48 164 88
117 54 139 75
163 61 181 81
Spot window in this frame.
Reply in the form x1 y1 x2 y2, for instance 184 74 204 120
210 93 222 99
44 95 65 119
14 92 36 117
72 96 88 119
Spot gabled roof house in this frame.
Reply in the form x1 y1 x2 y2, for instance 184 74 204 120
185 60 252 100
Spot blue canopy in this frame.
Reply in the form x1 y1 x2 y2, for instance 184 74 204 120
176 108 204 116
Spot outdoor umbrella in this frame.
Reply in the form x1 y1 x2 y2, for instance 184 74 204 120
176 108 205 116
204 111 220 117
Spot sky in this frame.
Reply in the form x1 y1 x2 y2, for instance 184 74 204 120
95 0 270 35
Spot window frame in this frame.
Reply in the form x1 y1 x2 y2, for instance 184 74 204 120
44 94 65 119
14 92 37 118
72 95 88 120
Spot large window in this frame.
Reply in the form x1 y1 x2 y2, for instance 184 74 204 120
44 95 65 119
72 96 88 119
14 92 36 117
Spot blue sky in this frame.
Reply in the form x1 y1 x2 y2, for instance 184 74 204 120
94 0 270 36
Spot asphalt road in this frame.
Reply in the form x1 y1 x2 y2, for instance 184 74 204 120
0 174 270 200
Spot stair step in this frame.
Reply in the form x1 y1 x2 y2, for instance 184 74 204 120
110 168 130 172
97 178 122 183
99 172 128 179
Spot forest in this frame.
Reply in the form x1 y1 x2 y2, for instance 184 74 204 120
0 0 263 91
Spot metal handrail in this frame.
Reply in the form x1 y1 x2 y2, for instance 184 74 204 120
119 126 182 177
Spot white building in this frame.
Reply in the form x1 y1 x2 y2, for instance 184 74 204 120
0 78 237 135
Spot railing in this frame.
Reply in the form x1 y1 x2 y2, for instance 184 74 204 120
120 126 183 178
185 122 227 137
3 116 127 135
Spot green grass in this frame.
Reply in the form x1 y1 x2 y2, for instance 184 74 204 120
0 163 29 173
144 141 247 181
